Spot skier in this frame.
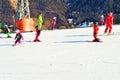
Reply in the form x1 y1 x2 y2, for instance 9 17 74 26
99 15 104 25
33 12 43 42
93 21 100 42
33 25 41 42
104 12 113 35
4 25 12 38
51 17 56 30
13 29 24 46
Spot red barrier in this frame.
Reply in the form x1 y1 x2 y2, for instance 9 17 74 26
16 18 35 32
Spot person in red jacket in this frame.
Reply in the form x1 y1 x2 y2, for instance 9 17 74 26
104 12 113 35
93 21 100 42
34 25 41 42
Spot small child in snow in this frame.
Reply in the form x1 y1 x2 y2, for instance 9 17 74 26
34 26 41 42
4 25 12 38
93 22 100 42
51 17 56 30
13 29 24 46
99 15 104 25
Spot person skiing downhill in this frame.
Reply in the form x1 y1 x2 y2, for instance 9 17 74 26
104 12 113 35
13 29 24 46
93 22 100 42
4 25 12 38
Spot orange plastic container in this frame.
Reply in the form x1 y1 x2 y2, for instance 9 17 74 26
16 18 35 32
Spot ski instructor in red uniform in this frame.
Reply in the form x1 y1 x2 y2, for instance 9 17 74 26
104 12 113 35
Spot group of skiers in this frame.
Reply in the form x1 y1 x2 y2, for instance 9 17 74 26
0 12 114 46
13 12 44 46
0 12 41 46
5 12 57 46
93 12 113 42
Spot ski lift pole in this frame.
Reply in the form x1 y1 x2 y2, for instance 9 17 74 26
16 0 34 32
16 0 30 20
23 0 30 18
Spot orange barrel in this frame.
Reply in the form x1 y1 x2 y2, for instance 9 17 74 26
16 18 35 32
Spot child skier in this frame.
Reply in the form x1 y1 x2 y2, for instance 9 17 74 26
51 17 56 30
93 22 100 42
33 25 41 42
4 25 12 38
99 15 104 25
13 29 24 46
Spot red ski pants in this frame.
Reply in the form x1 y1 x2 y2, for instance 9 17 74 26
104 24 112 33
94 32 98 39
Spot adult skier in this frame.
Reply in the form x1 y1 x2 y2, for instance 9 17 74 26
104 12 113 35
33 12 43 42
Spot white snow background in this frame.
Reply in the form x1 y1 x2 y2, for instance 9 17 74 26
0 25 120 80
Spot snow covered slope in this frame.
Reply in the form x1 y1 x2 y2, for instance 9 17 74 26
0 25 120 80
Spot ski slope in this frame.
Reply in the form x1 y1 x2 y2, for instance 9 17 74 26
0 25 120 80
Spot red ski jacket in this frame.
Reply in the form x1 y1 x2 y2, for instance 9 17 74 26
93 25 99 39
106 15 113 26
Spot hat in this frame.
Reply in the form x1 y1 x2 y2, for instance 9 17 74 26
4 25 8 27
15 29 20 33
101 15 104 18
35 25 38 28
53 17 56 19
93 21 96 25
93 21 98 25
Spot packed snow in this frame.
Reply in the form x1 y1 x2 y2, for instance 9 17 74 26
0 25 120 80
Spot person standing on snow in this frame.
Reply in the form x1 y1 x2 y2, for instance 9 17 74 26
104 12 113 35
34 12 43 42
13 29 24 46
51 17 56 30
33 26 41 42
93 22 100 42
4 25 12 38
99 15 104 25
